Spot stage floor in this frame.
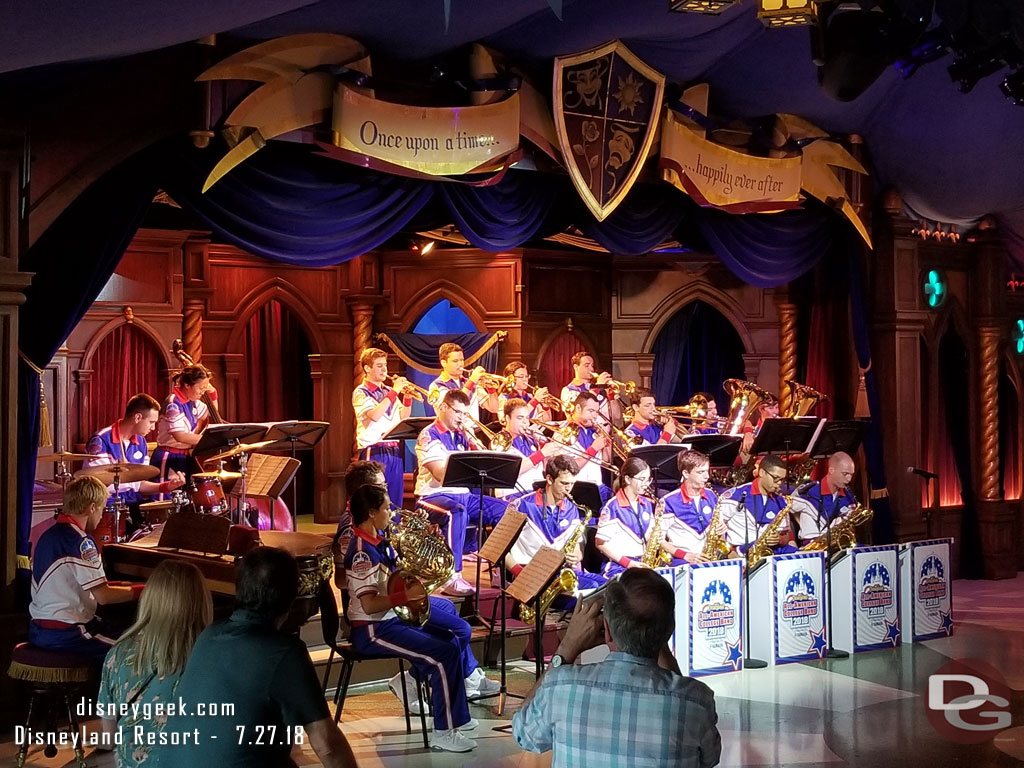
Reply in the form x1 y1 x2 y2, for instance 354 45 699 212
6 572 1024 767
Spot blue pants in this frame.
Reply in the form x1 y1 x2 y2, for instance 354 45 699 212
351 597 476 731
419 492 508 571
29 619 117 662
363 444 404 510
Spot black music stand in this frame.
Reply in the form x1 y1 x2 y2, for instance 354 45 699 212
749 417 823 459
263 421 330 530
474 509 528 714
193 424 269 460
631 445 686 497
678 434 743 469
442 451 522 615
383 417 435 444
567 481 602 520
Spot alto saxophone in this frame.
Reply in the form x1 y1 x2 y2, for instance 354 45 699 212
520 507 593 625
641 495 672 568
800 502 873 553
700 490 732 561
387 507 455 626
746 494 794 570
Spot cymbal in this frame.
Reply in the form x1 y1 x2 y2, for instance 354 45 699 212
37 451 93 462
193 470 243 481
74 463 160 484
205 440 275 464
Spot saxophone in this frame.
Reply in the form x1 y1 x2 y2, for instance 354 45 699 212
800 502 873 553
519 506 593 624
746 494 794 570
700 490 732 561
641 495 672 568
387 507 455 626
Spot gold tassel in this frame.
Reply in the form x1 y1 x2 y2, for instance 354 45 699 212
38 379 52 449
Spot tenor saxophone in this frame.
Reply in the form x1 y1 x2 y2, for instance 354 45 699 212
641 496 673 568
746 494 794 570
519 507 593 624
800 502 873 553
700 491 732 561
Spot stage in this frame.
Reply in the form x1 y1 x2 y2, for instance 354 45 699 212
5 573 1022 768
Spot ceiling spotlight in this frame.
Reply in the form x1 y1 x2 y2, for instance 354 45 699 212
1001 68 1024 105
419 240 436 255
756 0 819 28
669 0 738 13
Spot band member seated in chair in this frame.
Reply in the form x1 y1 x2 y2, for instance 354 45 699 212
151 366 215 487
496 398 562 498
331 459 389 592
557 391 612 504
691 392 720 435
85 393 185 530
353 347 414 510
427 342 499 421
415 389 508 596
791 451 858 545
560 350 619 422
624 388 680 446
661 449 728 563
740 393 779 458
506 455 606 592
345 484 499 753
721 454 798 557
497 361 553 424
596 458 683 579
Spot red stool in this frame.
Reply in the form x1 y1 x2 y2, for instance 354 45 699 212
7 643 94 768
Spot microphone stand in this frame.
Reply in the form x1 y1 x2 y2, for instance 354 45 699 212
819 490 848 659
739 491 766 669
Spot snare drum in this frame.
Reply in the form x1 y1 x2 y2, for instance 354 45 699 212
91 504 128 549
139 500 174 526
187 476 226 512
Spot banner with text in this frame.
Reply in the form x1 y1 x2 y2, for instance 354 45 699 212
772 552 827 664
687 560 744 676
332 84 520 176
853 546 901 651
660 110 802 213
900 538 953 641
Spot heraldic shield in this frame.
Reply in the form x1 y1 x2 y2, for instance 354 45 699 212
554 40 665 221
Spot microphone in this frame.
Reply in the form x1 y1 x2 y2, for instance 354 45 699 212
907 466 938 480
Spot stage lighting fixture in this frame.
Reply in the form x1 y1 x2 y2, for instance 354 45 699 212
756 0 819 28
1001 68 1024 105
670 0 737 13
419 239 436 255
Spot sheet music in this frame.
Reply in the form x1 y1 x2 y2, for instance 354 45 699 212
478 508 527 564
506 546 565 604
242 454 300 498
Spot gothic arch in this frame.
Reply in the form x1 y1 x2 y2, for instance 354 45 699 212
397 283 487 333
640 284 755 355
80 316 176 372
225 279 326 355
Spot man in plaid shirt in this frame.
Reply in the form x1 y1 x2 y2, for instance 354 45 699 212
512 569 721 768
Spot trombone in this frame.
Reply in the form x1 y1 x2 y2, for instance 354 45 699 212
594 412 643 463
383 376 430 402
527 417 619 472
461 411 512 451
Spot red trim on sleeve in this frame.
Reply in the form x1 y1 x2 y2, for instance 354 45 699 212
585 445 597 457
386 389 399 404
673 548 689 560
617 556 633 568
510 563 525 576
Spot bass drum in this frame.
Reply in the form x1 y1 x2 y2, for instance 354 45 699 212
243 497 293 531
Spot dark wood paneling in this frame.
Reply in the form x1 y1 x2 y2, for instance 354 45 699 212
94 248 175 306
206 258 343 320
527 264 605 315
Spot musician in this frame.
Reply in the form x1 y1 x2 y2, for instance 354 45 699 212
353 347 414 509
151 366 213 484
721 454 798 557
415 389 508 596
506 455 607 590
560 351 620 422
331 459 387 591
345 483 498 753
624 388 679 446
661 449 727 564
85 393 185 511
596 458 682 578
497 360 553 424
29 476 142 659
691 392 720 435
558 391 612 503
497 398 562 498
791 451 858 545
427 342 499 420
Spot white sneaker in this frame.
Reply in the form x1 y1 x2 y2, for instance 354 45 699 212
388 671 430 716
430 728 476 752
465 667 500 694
458 717 480 731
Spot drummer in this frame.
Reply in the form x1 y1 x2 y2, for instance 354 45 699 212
151 366 214 487
85 394 185 529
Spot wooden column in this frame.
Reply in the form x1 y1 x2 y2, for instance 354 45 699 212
776 299 798 414
977 325 1001 502
310 353 348 521
182 298 205 363
348 299 378 389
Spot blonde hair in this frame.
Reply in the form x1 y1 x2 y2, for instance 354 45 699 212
116 560 213 678
64 476 108 516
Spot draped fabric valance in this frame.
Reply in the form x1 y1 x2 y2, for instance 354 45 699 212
375 332 503 376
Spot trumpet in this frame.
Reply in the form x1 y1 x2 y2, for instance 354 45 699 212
383 376 429 402
606 378 637 399
459 367 512 390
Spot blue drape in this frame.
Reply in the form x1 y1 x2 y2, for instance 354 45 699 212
580 183 689 256
380 332 499 375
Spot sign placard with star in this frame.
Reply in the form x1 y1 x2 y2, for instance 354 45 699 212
772 552 827 663
687 561 744 676
901 539 953 641
853 547 900 651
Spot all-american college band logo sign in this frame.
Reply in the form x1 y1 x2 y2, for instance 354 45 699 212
697 579 735 639
860 561 894 617
782 569 819 627
919 555 947 606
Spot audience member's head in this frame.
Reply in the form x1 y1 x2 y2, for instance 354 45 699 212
235 547 299 623
119 560 213 677
604 568 675 659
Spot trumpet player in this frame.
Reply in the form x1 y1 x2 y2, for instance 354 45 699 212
428 343 499 421
661 450 728 564
690 392 720 435
560 392 612 503
560 351 620 422
506 455 607 591
415 389 508 596
354 348 414 509
497 361 554 424
790 452 858 545
344 484 499 753
625 388 681 446
721 454 798 557
596 458 683 578
497 398 562 498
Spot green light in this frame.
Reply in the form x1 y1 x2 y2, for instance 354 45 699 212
924 270 946 308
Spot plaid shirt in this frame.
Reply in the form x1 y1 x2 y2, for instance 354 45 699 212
512 652 721 768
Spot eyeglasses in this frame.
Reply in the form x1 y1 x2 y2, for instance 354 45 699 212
762 471 787 483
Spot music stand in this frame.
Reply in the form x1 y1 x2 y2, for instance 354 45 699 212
749 418 823 459
474 508 528 714
262 421 330 530
678 434 743 469
631 445 686 497
506 547 566 680
567 481 602 520
442 451 522 612
194 424 269 459
383 417 435 443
